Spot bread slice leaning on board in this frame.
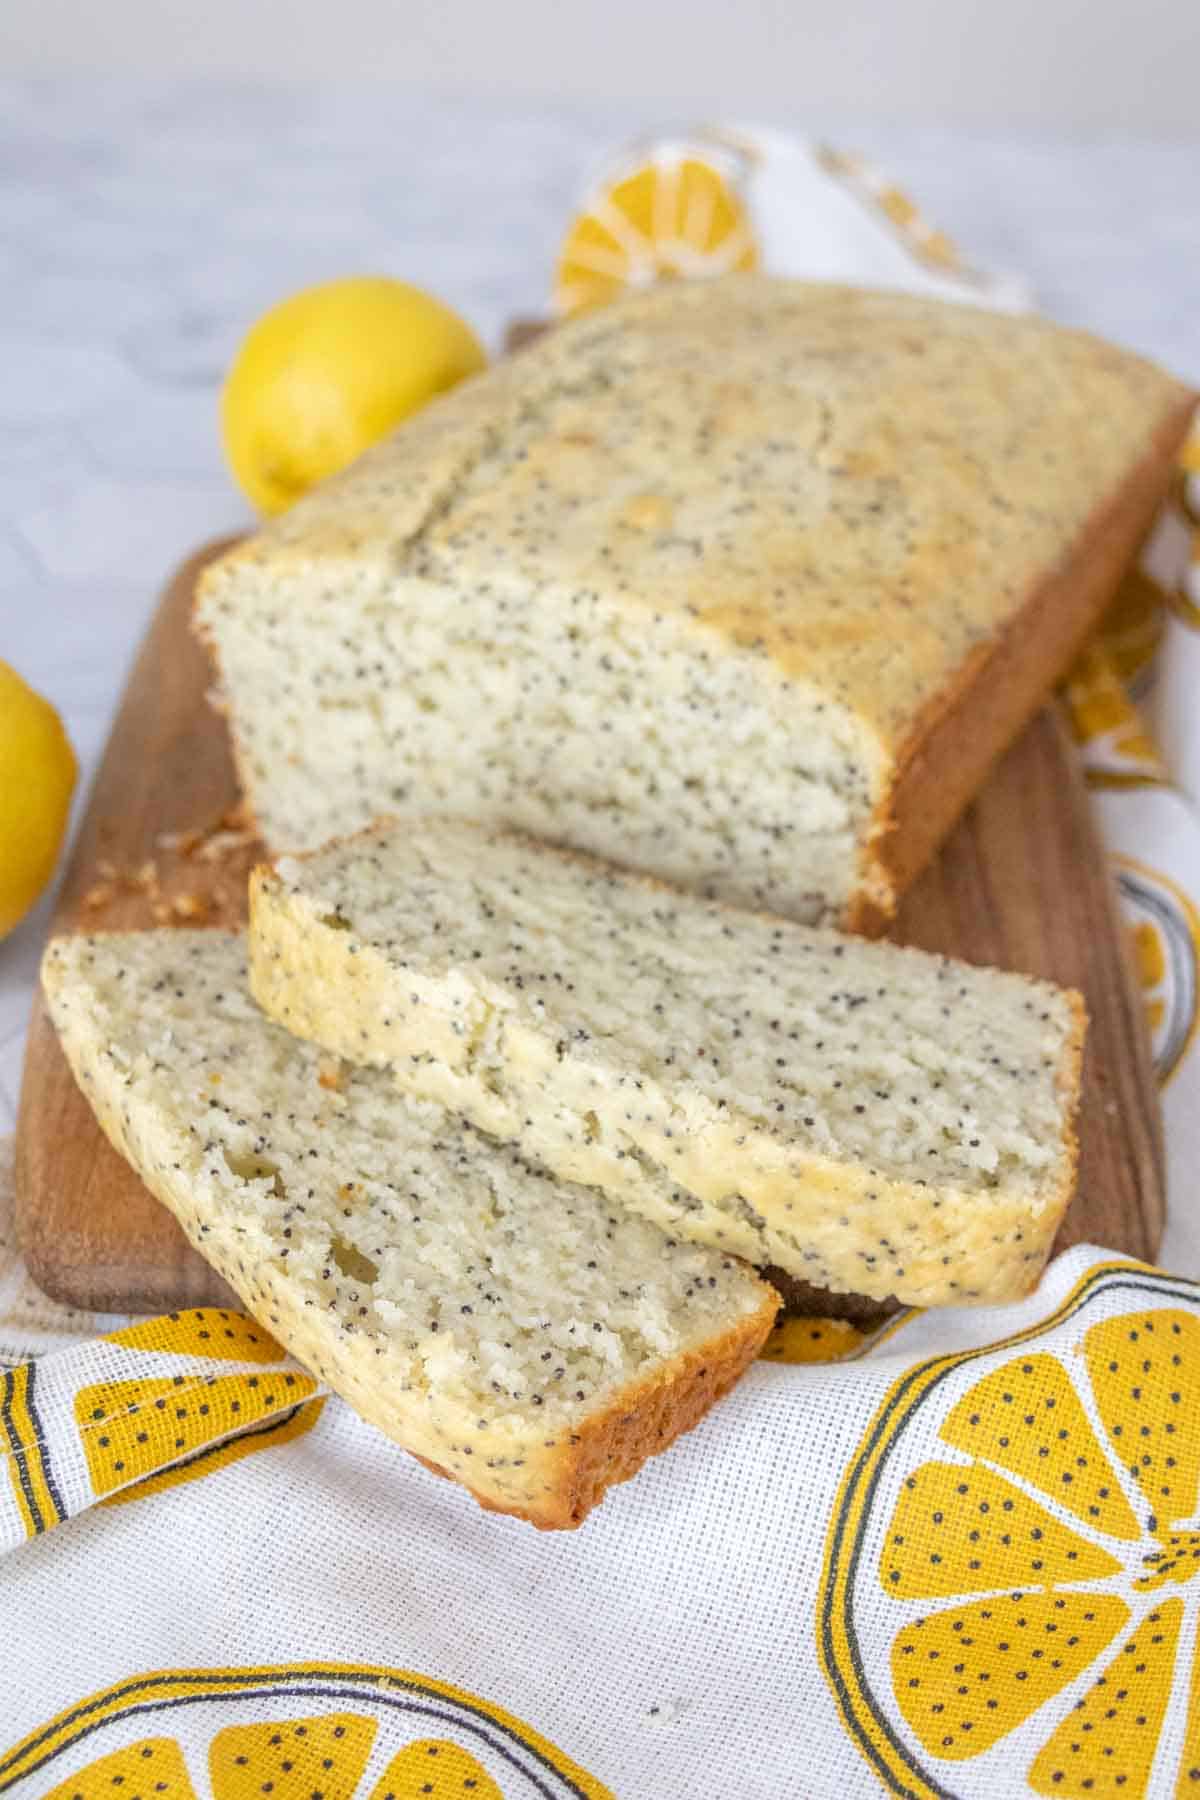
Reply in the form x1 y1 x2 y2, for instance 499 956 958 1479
41 930 777 1529
195 275 1193 932
248 818 1086 1310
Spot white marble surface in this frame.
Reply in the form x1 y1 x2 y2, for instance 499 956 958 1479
1 78 1198 1133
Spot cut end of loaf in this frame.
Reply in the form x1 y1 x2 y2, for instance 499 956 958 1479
198 540 885 926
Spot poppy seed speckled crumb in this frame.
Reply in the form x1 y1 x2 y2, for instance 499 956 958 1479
249 818 1086 1310
40 929 776 1529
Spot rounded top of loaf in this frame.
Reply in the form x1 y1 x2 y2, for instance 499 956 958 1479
197 275 1190 750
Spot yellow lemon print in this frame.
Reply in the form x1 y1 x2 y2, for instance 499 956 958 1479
821 1264 1200 1798
874 186 960 270
890 1591 1131 1760
1062 645 1168 790
1180 425 1200 479
814 146 966 274
43 1738 198 1800
0 1665 612 1799
2 1308 325 1543
554 151 758 318
370 1739 503 1798
1130 919 1169 1038
105 1308 286 1362
75 1367 318 1497
99 1397 324 1511
760 1315 867 1364
1178 421 1200 528
210 1714 376 1800
1027 1601 1185 1794
1115 857 1200 1084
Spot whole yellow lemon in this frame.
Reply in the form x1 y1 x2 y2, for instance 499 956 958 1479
0 661 77 940
220 276 487 515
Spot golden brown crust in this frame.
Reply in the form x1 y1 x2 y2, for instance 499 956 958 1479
845 388 1196 934
226 1238 775 1530
546 1296 776 1526
413 1295 777 1529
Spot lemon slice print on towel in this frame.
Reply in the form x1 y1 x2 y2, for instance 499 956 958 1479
2 1665 611 1800
821 1264 1200 1797
760 1315 868 1364
76 1367 318 1497
554 149 758 318
41 1739 197 1800
79 1309 320 1510
1062 645 1168 791
41 1720 504 1800
1114 857 1200 1084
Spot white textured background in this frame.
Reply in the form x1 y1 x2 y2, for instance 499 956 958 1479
2 0 1200 133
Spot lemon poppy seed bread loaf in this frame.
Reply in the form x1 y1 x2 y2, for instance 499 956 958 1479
195 276 1191 928
249 818 1086 1309
41 929 777 1529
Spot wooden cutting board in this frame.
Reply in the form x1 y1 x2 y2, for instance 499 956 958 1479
14 539 1166 1312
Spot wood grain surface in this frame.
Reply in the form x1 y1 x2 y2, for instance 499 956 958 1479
14 540 1165 1313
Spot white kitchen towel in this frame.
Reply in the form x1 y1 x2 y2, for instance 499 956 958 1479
5 1182 1200 1800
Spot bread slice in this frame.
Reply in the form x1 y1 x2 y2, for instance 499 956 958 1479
195 275 1192 930
41 929 776 1528
249 818 1086 1309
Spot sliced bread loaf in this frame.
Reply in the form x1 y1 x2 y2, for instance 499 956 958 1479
196 275 1192 929
41 930 776 1528
249 819 1086 1309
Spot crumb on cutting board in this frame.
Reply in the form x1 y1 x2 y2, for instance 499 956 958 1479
75 802 261 931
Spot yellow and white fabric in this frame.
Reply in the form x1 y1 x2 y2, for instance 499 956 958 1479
1064 470 1200 1269
3 130 1199 1799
